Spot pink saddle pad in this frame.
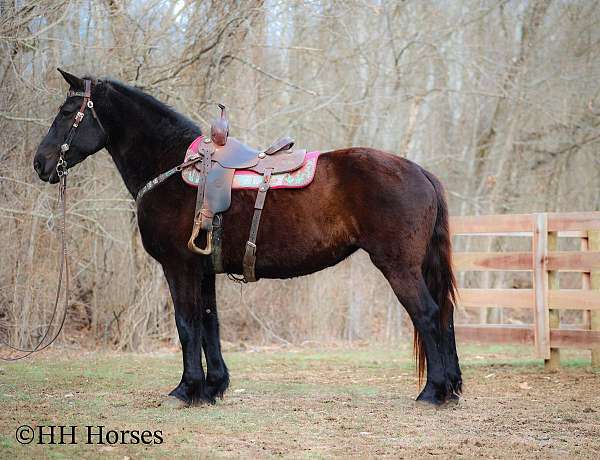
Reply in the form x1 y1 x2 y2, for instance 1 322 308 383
181 136 321 190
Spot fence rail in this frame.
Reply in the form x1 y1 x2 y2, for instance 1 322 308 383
450 212 600 368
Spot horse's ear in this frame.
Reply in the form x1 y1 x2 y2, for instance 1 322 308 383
57 68 83 90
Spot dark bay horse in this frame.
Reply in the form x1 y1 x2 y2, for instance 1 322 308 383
34 69 461 406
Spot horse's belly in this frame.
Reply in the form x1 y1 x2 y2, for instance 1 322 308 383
219 180 358 279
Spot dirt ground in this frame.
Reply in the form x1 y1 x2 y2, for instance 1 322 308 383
0 343 599 459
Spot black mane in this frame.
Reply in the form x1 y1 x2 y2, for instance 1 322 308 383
102 78 200 135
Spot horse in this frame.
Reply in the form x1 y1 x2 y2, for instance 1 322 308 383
33 69 462 406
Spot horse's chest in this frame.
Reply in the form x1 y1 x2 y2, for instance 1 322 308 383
136 202 191 260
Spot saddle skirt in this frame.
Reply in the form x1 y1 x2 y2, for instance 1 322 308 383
181 136 321 190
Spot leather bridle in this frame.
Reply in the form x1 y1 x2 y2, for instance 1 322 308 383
0 79 105 361
60 79 106 161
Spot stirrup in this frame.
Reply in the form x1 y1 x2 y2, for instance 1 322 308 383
187 222 212 255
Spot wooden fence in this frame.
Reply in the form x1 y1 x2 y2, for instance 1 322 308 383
450 212 600 368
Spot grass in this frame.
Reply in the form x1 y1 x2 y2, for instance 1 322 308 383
0 343 598 459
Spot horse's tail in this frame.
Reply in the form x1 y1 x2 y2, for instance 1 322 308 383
415 169 457 385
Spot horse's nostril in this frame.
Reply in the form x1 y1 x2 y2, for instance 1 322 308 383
34 158 43 175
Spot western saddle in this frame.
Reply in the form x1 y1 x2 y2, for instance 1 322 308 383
188 104 307 281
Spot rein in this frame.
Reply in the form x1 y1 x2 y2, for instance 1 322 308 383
136 154 204 204
0 174 68 361
0 79 103 361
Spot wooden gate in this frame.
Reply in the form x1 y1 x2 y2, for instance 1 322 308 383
451 212 600 368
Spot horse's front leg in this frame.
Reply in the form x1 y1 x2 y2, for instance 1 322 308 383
163 262 215 405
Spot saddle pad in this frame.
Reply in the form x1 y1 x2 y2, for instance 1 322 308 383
181 136 321 190
231 151 320 189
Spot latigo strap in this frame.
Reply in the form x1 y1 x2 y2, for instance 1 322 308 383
242 168 273 282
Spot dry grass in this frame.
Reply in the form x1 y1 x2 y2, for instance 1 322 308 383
1 343 599 459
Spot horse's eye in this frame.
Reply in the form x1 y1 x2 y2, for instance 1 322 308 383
60 108 72 116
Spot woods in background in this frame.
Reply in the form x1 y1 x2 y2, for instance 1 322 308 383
1 0 599 349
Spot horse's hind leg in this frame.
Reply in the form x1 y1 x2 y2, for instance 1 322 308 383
374 262 452 405
443 314 462 400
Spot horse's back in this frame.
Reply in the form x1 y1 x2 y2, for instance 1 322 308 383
220 147 438 278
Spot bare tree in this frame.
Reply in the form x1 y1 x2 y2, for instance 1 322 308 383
1 0 599 349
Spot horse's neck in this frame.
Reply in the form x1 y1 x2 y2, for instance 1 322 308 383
101 90 201 197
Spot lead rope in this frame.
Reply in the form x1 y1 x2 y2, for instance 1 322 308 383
0 79 105 361
0 147 70 361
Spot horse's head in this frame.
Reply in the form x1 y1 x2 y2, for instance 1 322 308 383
34 69 108 183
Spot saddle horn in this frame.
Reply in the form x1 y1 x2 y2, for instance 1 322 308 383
211 103 229 146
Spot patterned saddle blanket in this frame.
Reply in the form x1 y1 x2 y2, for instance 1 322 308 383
181 136 321 190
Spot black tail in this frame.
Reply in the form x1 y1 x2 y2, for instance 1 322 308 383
414 169 457 384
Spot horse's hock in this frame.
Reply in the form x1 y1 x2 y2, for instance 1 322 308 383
451 212 600 368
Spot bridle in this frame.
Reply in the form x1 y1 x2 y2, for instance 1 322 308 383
0 79 105 361
60 79 106 161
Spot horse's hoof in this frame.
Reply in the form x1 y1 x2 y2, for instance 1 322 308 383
445 393 460 406
416 388 445 406
416 398 442 408
161 395 189 409
415 395 445 407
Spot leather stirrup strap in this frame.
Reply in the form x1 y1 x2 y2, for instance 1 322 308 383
188 142 213 255
242 168 273 281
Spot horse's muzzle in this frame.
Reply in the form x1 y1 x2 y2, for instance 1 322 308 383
33 145 60 183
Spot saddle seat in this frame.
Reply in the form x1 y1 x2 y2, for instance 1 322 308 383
211 137 259 169
196 136 305 174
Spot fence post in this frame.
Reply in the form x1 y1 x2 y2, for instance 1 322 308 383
545 231 560 369
590 230 600 368
533 213 550 360
581 234 591 330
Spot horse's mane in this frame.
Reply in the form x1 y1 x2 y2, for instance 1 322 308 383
99 77 200 134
